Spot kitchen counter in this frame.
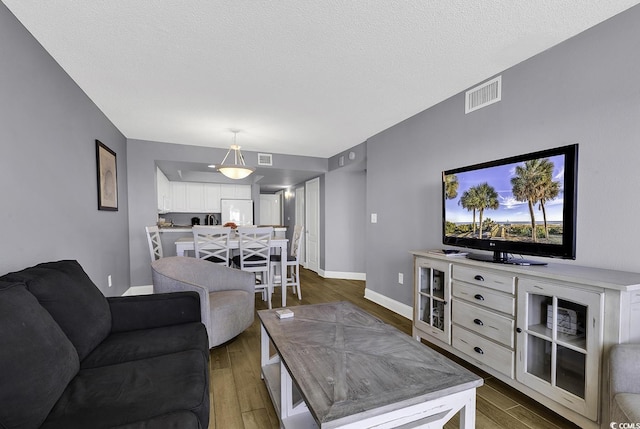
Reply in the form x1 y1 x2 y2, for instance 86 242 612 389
158 225 287 234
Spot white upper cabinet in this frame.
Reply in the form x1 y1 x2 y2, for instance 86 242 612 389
203 184 221 212
156 167 171 213
221 184 252 200
170 182 188 212
167 182 250 213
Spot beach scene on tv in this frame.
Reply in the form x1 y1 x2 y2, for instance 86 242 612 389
444 154 565 244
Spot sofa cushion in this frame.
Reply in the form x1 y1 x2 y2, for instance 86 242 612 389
41 350 209 429
81 322 208 369
0 281 80 429
0 260 111 360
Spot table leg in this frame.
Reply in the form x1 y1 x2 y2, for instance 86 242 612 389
458 391 476 429
281 242 287 307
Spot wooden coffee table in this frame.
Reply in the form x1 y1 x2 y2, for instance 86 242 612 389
258 301 483 428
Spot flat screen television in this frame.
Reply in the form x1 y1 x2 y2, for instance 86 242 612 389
442 144 578 265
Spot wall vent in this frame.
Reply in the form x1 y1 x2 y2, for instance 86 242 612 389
465 75 501 114
257 153 273 166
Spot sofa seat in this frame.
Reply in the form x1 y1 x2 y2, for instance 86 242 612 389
42 350 208 429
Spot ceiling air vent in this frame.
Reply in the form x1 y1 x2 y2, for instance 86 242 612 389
465 75 501 114
258 153 273 166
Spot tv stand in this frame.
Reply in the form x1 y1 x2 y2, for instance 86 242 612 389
410 250 640 429
467 251 548 266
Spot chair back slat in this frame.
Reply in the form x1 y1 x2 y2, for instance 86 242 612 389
145 226 163 261
291 225 304 259
192 226 231 266
237 227 273 271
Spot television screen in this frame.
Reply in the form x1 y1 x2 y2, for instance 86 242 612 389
442 144 578 264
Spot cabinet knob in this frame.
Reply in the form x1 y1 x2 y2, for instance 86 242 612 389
473 318 484 326
516 328 522 333
474 275 485 281
474 294 485 301
474 346 484 355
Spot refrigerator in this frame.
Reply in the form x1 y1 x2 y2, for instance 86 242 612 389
221 199 254 226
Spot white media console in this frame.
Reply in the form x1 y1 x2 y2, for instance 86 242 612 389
410 250 640 429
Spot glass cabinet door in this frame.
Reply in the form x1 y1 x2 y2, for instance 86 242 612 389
516 279 603 421
414 260 451 344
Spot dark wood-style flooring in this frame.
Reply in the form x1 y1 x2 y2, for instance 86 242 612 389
208 268 581 429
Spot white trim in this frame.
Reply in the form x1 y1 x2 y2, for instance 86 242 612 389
364 288 413 320
320 269 366 281
122 285 153 296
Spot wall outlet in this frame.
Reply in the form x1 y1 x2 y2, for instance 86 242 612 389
371 213 377 223
398 273 404 284
108 275 112 287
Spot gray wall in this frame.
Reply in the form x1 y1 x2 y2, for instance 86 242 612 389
324 142 367 275
127 138 327 286
0 4 130 295
365 5 640 307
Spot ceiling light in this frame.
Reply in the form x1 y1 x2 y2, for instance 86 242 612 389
208 131 255 179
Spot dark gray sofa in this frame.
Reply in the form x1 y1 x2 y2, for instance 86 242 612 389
0 260 210 429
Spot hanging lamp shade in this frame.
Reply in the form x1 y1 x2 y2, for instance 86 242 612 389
208 132 255 179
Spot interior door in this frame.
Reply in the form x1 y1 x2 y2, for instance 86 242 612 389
259 194 280 225
295 186 305 265
305 178 320 273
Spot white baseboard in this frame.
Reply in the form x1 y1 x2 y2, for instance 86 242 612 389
319 269 366 281
364 288 413 320
122 285 153 296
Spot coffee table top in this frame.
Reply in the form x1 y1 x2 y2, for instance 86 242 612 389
258 301 483 428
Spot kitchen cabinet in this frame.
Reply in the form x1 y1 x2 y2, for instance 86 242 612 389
156 167 171 213
185 183 204 212
166 182 250 213
410 250 640 429
170 182 188 212
221 184 252 199
203 184 221 212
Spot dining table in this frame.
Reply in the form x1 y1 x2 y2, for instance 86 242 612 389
174 235 290 307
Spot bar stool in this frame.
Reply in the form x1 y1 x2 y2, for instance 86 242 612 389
232 226 274 309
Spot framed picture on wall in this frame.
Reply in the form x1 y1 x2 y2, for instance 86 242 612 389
96 140 118 211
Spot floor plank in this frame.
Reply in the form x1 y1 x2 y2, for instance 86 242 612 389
208 267 582 429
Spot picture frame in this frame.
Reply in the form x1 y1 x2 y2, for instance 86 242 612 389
96 140 118 211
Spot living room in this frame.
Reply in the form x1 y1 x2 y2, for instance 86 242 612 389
2 1 640 428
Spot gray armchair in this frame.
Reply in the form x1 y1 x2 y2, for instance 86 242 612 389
609 343 640 422
151 256 255 348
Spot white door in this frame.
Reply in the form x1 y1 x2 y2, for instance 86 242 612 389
259 194 280 225
295 186 305 265
305 178 320 273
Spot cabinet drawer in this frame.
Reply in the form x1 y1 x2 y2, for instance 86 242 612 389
453 326 514 378
453 282 515 316
453 266 515 294
453 300 514 347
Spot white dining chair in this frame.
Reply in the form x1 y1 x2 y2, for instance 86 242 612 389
192 226 231 266
271 225 303 300
145 226 163 262
232 226 274 309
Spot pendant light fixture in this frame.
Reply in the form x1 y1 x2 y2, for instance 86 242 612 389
208 130 255 179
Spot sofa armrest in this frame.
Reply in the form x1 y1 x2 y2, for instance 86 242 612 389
107 292 201 333
610 343 640 396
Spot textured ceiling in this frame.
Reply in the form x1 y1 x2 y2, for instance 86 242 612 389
3 1 640 158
